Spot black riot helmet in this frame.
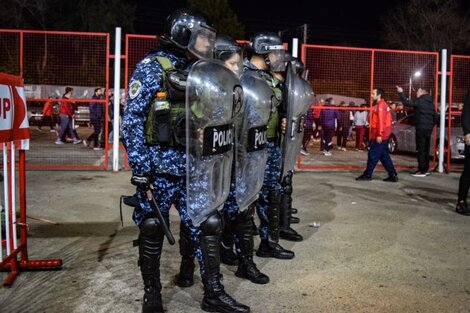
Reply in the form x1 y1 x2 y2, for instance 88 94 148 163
214 35 241 61
214 34 243 76
163 8 216 59
250 32 286 72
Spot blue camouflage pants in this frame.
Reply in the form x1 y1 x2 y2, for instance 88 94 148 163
133 175 206 274
256 141 282 240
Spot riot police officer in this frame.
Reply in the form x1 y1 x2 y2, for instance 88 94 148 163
121 8 249 313
277 55 314 243
244 32 295 259
177 34 270 287
215 35 271 284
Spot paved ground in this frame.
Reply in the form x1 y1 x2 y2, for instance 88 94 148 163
1 168 470 313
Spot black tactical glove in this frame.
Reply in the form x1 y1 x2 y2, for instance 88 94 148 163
130 173 153 190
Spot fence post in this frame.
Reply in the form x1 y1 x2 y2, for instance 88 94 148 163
113 27 122 172
292 38 299 58
438 49 447 173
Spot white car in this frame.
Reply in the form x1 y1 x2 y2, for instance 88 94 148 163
388 114 465 160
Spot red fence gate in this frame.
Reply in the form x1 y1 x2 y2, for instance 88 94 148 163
447 55 470 171
299 44 439 171
0 30 110 170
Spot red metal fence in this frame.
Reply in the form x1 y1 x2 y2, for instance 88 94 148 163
125 34 157 95
299 44 440 171
0 29 110 170
448 55 470 171
2 29 469 172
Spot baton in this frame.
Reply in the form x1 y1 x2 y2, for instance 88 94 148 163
146 186 175 245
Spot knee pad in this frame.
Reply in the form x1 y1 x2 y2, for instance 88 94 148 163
140 217 163 237
200 211 223 236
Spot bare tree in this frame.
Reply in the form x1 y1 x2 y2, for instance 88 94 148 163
383 0 470 53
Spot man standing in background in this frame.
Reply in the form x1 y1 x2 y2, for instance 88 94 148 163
396 86 437 177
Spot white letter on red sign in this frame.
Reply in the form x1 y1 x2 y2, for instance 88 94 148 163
3 98 10 119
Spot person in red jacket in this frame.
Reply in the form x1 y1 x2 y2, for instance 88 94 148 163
39 97 55 132
356 88 398 182
56 87 82 145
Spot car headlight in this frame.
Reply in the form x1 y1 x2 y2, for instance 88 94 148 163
456 136 465 143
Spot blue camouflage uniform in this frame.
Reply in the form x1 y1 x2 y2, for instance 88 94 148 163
121 50 207 273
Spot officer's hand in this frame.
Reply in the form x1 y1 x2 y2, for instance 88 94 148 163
131 173 153 190
396 86 403 93
465 134 470 146
281 118 286 134
198 128 204 144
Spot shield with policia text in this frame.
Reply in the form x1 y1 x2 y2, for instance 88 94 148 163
281 63 315 179
234 71 273 211
185 59 242 226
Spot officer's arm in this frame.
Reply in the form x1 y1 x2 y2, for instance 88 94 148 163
121 60 161 174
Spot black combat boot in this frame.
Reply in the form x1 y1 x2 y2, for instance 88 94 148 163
199 213 250 313
256 190 295 259
176 221 196 288
139 218 165 313
219 211 238 266
280 173 303 242
291 208 299 223
220 241 238 266
290 216 300 224
234 206 269 284
256 238 295 259
456 201 470 216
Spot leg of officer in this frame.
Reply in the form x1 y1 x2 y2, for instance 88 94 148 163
172 181 250 313
256 142 295 259
279 171 303 242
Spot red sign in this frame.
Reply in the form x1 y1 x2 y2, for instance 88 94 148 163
0 73 30 143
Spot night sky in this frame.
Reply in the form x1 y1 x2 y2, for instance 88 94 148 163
135 0 470 48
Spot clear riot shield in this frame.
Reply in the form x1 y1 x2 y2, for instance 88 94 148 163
235 71 273 211
185 59 242 226
281 63 315 179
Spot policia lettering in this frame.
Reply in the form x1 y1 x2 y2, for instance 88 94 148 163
204 124 233 155
247 125 268 152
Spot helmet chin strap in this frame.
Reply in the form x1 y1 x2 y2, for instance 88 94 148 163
264 54 272 71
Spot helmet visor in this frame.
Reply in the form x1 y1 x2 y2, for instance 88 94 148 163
268 50 286 72
188 26 216 59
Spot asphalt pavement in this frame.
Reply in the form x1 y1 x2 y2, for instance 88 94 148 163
1 168 470 313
